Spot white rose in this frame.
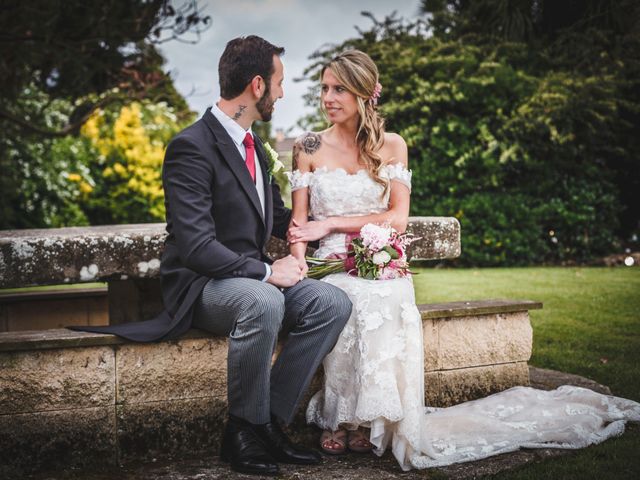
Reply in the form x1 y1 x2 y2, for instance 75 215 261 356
272 158 284 173
372 251 391 265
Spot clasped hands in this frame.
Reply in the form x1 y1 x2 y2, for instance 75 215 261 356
268 219 333 288
267 255 308 288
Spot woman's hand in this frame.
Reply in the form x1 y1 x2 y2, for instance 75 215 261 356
295 255 309 278
288 219 333 243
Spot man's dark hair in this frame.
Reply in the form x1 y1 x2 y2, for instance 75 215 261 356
218 35 285 100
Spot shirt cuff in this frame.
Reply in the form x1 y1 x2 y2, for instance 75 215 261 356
262 263 272 282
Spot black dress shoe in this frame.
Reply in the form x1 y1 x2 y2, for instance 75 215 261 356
220 418 279 475
252 419 322 465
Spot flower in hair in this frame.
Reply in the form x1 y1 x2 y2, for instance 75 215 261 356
370 82 382 106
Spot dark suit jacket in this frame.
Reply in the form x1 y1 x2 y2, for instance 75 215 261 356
71 108 291 341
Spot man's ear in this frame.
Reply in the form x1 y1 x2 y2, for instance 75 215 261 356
250 75 264 99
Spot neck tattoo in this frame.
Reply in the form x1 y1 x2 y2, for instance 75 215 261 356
233 105 247 121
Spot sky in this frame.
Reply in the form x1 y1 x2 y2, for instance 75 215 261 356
157 0 422 135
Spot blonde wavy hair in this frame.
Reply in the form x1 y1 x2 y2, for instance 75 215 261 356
321 50 388 194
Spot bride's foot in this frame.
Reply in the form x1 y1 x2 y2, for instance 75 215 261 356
348 427 374 453
320 429 347 455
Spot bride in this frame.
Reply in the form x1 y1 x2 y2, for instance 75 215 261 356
286 49 640 470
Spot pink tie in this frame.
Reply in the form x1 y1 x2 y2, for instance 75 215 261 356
243 132 256 183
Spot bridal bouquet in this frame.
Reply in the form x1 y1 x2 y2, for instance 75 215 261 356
307 223 417 280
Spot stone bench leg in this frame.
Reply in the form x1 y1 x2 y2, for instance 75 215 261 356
108 279 163 325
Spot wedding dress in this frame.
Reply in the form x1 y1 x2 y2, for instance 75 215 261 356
287 164 640 470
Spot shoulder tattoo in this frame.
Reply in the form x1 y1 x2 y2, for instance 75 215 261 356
301 132 322 154
293 132 322 169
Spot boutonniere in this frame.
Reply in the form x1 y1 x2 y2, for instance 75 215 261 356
264 142 284 181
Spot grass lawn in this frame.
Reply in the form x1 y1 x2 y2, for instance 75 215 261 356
412 266 640 479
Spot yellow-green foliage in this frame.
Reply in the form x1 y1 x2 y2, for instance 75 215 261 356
81 101 190 224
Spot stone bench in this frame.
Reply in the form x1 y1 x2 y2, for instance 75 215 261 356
0 218 543 476
0 299 541 476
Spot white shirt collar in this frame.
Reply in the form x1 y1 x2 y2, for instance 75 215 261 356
210 101 252 147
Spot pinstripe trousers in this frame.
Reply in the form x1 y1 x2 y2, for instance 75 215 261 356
192 277 352 425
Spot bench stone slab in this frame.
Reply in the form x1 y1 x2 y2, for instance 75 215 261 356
0 224 165 289
0 217 460 288
419 299 542 318
0 327 210 352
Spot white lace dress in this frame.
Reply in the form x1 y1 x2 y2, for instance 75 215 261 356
287 164 640 471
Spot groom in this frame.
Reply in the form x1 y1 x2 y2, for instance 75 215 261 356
74 36 352 475
163 36 352 475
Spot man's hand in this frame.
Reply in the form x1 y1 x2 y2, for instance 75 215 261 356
267 255 303 288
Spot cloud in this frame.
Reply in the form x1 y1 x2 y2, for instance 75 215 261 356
158 0 421 134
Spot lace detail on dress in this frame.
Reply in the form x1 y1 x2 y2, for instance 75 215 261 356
405 385 640 469
306 274 424 438
287 164 411 218
285 170 312 191
287 164 412 195
385 162 412 191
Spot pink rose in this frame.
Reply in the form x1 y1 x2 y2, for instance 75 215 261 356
360 223 392 251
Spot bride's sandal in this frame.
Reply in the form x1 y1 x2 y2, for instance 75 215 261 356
347 427 374 453
320 429 348 455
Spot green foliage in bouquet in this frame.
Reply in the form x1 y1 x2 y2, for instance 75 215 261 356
351 238 377 280
306 256 345 280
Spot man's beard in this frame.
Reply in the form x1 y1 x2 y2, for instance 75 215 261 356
256 83 275 122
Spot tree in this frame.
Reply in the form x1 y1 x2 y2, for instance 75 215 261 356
298 11 639 265
0 1 208 229
0 0 209 137
419 0 640 247
419 0 639 44
80 100 192 224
